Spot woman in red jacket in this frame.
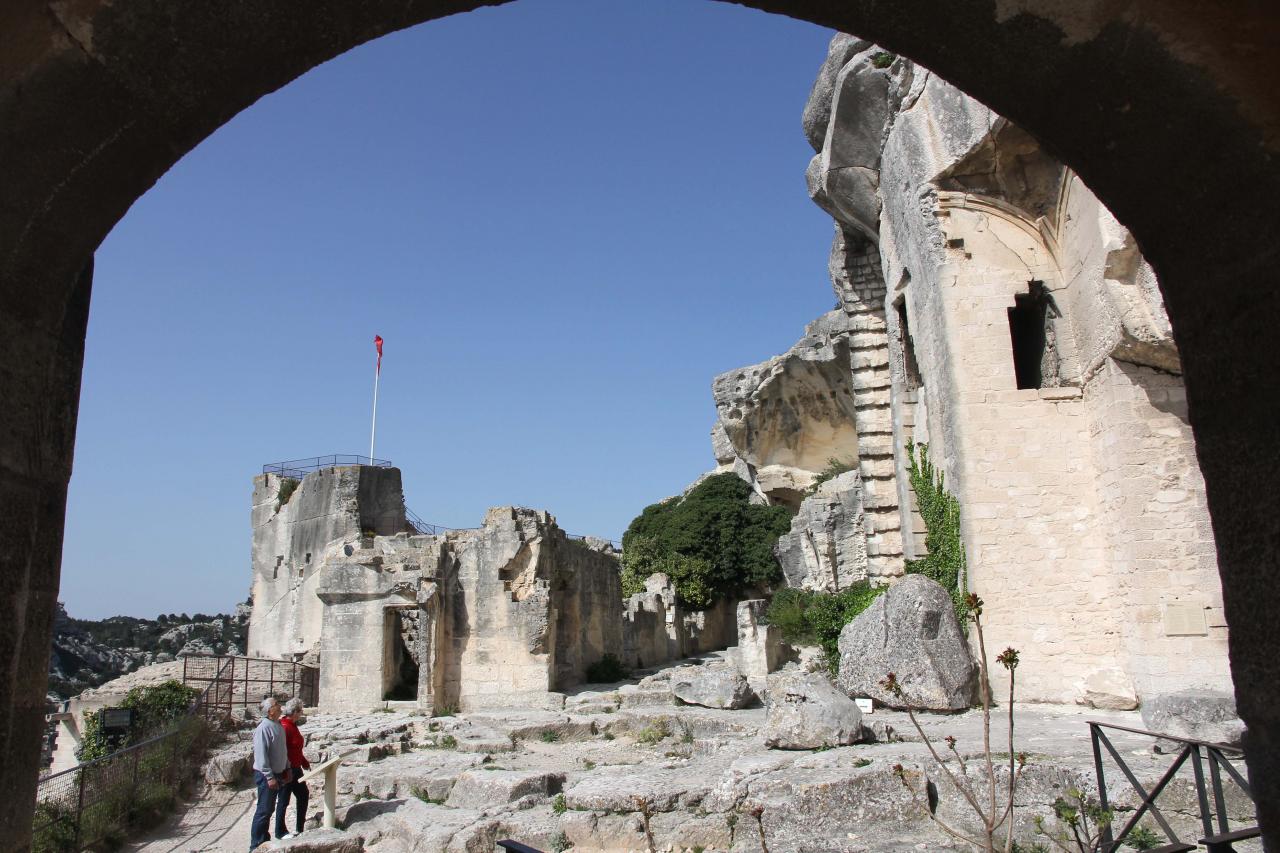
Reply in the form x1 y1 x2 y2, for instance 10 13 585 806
274 698 311 839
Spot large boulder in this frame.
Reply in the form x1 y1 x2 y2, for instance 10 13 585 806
762 669 863 749
774 470 868 592
836 574 976 711
671 666 755 710
1141 690 1245 752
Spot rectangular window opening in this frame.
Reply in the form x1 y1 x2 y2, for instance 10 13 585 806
1007 281 1059 390
895 299 923 392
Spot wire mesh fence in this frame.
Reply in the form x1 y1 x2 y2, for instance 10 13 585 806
32 716 211 852
182 654 318 720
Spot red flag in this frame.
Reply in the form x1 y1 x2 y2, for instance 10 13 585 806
374 335 383 373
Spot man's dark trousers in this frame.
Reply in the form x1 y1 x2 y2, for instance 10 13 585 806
251 771 281 849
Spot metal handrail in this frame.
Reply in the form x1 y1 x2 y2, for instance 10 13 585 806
1089 720 1256 851
404 507 620 548
262 454 392 479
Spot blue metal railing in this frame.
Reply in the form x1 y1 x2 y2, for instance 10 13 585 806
262 454 392 479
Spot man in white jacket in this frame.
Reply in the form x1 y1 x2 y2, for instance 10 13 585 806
250 697 291 850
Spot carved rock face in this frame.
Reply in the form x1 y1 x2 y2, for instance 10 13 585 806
774 470 868 593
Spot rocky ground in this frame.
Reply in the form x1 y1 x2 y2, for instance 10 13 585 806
126 652 1258 853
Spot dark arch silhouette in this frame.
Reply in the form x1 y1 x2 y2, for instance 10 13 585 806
3 2 1279 848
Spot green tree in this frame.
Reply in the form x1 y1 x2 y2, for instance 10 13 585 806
621 474 793 608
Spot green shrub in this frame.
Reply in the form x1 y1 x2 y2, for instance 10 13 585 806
904 442 967 625
871 51 896 69
31 801 78 853
621 474 793 608
620 539 715 609
1125 826 1164 850
584 653 630 684
276 477 300 509
77 680 199 761
634 721 670 745
540 730 560 743
808 457 856 494
552 793 568 815
765 583 885 673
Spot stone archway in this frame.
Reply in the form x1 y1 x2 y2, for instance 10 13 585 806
3 2 1279 848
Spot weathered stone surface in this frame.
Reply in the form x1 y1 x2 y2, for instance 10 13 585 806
250 465 407 661
343 751 480 801
762 669 863 749
804 43 913 241
1141 690 1245 749
711 311 862 507
836 575 976 712
671 666 755 710
563 766 711 813
774 470 869 592
733 599 787 682
1082 667 1139 711
204 742 252 785
339 798 480 851
444 769 564 809
258 827 364 852
801 34 871 150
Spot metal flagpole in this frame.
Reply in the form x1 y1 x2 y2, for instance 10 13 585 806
370 336 382 462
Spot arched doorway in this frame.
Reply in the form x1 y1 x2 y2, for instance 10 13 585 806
3 2 1279 848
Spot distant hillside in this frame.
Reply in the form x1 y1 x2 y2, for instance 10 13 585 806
47 601 250 702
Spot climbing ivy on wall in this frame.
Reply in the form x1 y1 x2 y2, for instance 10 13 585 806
905 441 968 625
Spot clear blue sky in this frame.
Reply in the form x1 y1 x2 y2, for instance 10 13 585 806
61 0 837 620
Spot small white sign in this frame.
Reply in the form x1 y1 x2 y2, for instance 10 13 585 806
1163 602 1208 636
855 697 874 713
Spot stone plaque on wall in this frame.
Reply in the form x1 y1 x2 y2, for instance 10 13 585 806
1163 603 1209 636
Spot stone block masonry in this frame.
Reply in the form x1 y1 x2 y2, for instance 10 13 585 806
251 467 741 713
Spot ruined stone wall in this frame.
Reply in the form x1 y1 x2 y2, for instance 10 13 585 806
1055 178 1230 699
250 468 752 712
802 36 1233 706
893 194 1132 704
249 466 405 660
442 508 614 710
619 574 738 671
314 533 448 713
